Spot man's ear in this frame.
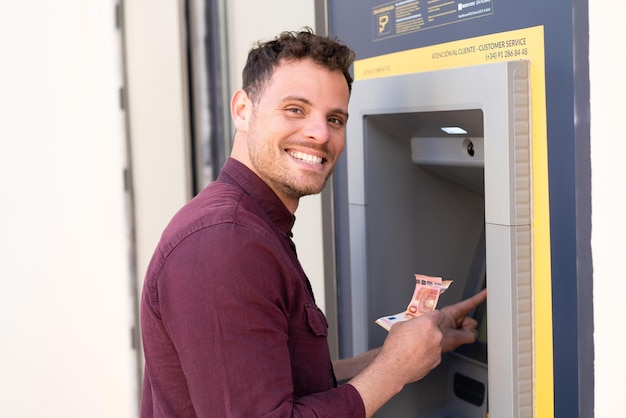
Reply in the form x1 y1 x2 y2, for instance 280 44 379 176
231 89 251 132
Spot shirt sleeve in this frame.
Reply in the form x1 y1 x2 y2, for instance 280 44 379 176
143 223 365 418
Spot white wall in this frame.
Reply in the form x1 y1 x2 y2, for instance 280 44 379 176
123 0 192 295
589 1 626 416
0 1 137 417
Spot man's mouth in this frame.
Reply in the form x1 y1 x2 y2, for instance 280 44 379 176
287 150 323 165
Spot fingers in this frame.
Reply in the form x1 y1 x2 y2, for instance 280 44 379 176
460 316 478 330
446 288 487 317
437 289 486 333
453 327 479 345
425 309 448 327
399 310 446 338
441 318 480 352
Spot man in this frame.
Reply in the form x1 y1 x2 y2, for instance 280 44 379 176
140 28 487 417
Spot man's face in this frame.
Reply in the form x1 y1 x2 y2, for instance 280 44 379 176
244 58 350 208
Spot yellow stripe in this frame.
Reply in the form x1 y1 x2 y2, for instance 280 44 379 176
355 26 554 417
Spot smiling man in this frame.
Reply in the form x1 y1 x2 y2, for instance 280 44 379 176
230 56 349 212
140 28 486 418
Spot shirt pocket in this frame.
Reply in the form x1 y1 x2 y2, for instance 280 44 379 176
303 303 328 337
292 303 333 396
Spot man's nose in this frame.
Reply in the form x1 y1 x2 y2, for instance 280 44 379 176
304 114 331 143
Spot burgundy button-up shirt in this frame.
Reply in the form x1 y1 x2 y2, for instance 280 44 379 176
140 158 365 417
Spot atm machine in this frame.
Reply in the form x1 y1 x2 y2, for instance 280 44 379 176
332 61 533 417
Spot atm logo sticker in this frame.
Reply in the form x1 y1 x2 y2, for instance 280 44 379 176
378 14 391 35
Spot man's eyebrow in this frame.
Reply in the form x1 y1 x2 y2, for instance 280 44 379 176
281 95 311 105
332 109 349 119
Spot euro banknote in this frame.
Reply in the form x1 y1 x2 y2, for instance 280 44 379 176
375 274 452 331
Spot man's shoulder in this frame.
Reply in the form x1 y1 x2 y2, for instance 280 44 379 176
145 180 274 276
165 180 264 240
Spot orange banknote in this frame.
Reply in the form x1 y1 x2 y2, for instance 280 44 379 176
375 274 452 331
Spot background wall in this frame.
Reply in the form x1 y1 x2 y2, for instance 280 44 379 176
589 1 626 415
0 1 137 417
124 0 192 302
0 0 623 417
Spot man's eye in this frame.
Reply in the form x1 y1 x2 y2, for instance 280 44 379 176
329 117 344 126
286 107 303 114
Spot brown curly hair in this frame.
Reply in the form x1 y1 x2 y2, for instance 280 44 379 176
242 27 355 103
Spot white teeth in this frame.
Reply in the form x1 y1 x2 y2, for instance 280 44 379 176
288 150 322 165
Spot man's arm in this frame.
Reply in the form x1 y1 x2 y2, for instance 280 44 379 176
349 311 446 417
332 348 381 382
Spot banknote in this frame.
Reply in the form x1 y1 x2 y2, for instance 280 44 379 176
375 274 452 331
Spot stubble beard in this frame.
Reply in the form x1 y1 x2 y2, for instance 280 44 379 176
251 145 332 200
246 126 333 201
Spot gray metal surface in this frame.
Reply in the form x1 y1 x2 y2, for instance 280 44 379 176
339 60 532 417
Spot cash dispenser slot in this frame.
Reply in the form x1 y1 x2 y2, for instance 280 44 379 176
453 373 485 407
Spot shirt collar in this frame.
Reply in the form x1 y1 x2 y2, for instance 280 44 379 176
219 158 296 236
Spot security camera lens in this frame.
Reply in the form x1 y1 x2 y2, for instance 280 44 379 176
466 140 474 156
